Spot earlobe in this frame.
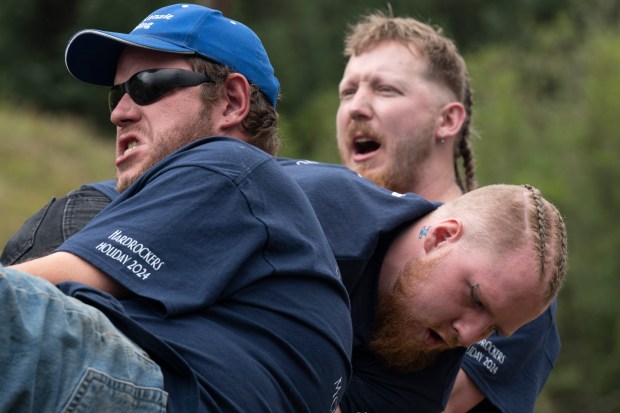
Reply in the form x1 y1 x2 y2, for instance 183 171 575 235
423 219 463 253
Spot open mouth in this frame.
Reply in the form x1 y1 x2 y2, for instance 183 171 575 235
123 140 140 156
353 137 381 155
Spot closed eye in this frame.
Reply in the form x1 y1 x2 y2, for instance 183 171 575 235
338 85 357 101
469 283 505 337
470 283 483 309
376 85 399 95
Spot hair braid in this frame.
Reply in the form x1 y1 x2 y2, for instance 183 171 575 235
550 206 568 300
524 184 548 277
523 184 568 301
455 77 478 193
345 10 480 194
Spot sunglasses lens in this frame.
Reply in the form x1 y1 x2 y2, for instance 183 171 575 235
108 87 125 112
108 69 211 112
108 78 154 112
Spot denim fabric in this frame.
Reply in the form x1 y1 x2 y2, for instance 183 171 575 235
1 187 111 265
0 266 167 412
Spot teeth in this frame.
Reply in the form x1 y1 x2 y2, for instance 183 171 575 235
124 141 139 156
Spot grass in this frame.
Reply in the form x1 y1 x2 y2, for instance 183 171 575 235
0 104 115 247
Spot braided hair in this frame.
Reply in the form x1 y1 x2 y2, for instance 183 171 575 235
435 184 568 303
523 184 568 301
344 9 478 192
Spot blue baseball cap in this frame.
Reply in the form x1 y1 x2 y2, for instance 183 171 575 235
65 3 280 107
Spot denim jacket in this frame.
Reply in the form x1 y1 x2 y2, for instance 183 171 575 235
1 186 111 265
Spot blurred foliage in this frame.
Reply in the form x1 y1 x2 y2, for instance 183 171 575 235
1 0 620 412
467 12 620 413
0 104 114 240
0 0 595 132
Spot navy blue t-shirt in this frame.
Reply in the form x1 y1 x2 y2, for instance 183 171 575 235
279 159 466 413
86 156 559 413
462 300 560 413
57 138 353 413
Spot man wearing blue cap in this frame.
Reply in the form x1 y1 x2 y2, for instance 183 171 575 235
2 4 352 412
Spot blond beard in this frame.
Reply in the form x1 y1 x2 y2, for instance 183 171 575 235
346 121 434 195
371 254 456 372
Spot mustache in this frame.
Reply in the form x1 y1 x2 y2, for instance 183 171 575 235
347 121 383 141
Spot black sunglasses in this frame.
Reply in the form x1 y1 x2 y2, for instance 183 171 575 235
108 68 212 112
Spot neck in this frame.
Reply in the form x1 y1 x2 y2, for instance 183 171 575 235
413 181 463 203
404 152 464 202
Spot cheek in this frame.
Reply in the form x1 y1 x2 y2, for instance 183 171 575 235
416 277 463 321
376 106 417 137
335 109 349 135
159 101 206 129
416 289 449 320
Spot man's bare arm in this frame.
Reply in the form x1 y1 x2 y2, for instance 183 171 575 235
10 251 127 297
442 369 486 413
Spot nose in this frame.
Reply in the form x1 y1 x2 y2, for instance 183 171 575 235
110 93 140 126
346 87 373 121
453 312 495 347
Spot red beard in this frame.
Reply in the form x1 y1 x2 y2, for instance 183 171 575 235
371 254 458 372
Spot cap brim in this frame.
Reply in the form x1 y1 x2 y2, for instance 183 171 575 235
65 29 195 86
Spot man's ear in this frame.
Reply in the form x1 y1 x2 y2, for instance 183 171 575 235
423 219 463 253
436 102 466 142
219 73 251 130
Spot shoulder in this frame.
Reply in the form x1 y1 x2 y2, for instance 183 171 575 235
277 158 364 186
83 180 118 201
277 157 438 225
167 136 273 174
126 137 277 196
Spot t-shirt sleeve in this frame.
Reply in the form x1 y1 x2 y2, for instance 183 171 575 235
59 164 268 316
461 300 560 413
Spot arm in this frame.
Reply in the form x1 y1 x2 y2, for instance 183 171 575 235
10 251 127 297
442 369 486 413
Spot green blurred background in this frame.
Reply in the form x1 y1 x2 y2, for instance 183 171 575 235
1 1 619 411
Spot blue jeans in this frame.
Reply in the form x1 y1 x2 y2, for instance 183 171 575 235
0 266 168 412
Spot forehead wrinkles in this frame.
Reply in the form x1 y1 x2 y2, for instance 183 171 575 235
343 43 429 90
